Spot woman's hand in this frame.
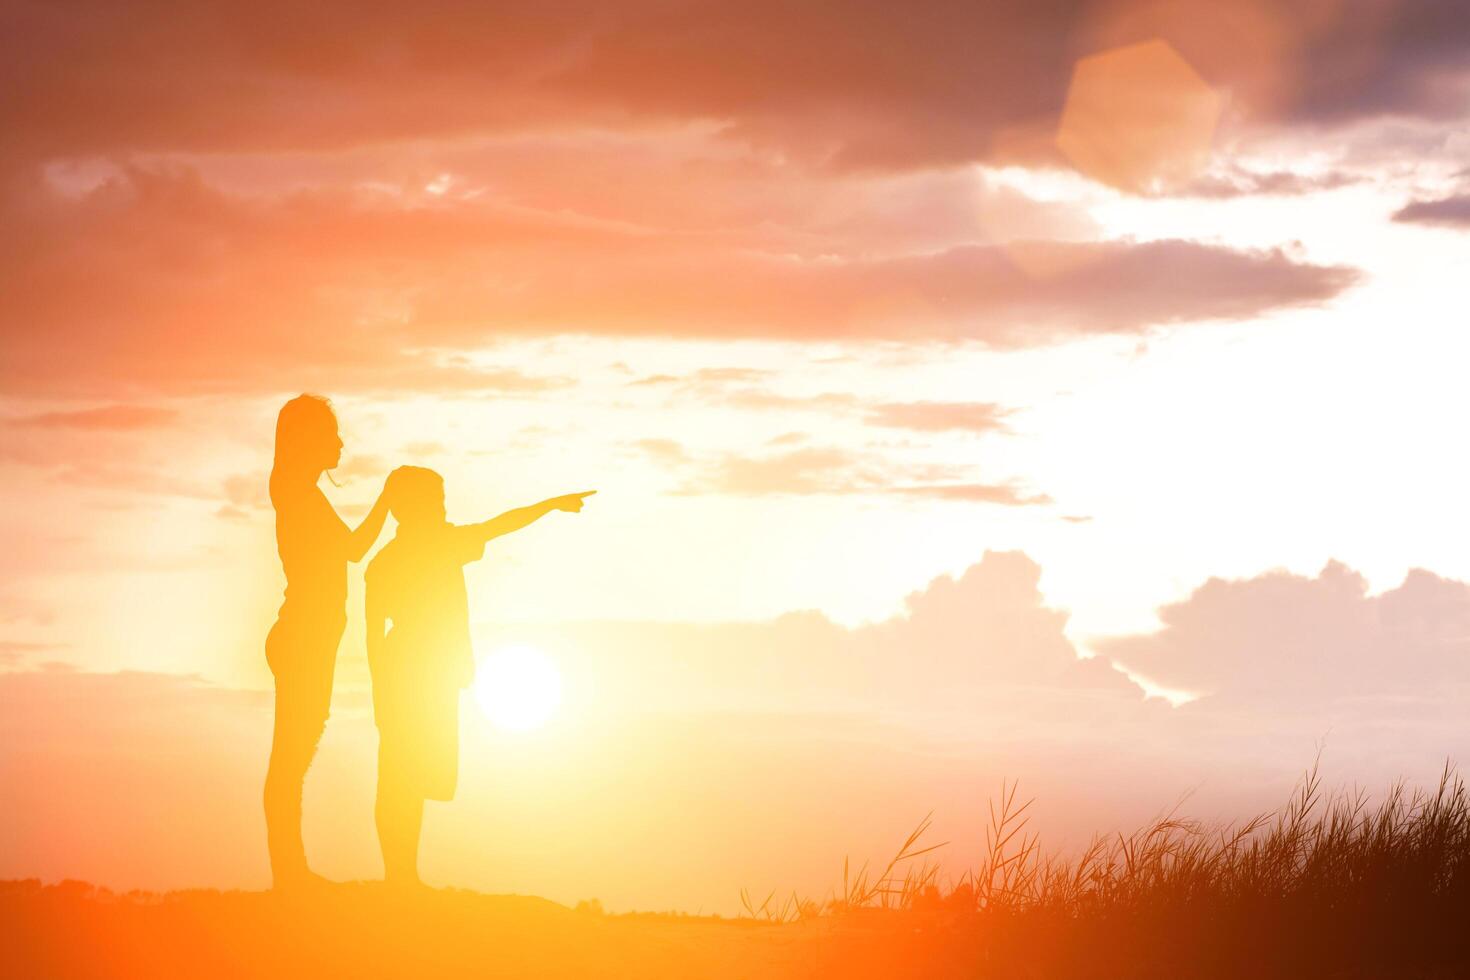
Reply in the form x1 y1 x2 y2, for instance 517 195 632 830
346 469 398 562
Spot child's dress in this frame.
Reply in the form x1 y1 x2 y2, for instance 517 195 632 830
365 525 486 801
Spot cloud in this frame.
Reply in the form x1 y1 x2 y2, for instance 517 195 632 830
640 385 1014 440
221 474 268 510
0 13 1383 404
1180 167 1363 200
456 551 1151 741
412 237 1356 345
857 550 1132 691
354 363 574 397
766 431 808 447
716 390 860 414
676 444 1047 505
887 483 1053 506
646 382 1011 437
6 405 178 430
12 552 1470 903
0 553 1143 901
626 374 682 388
865 402 1010 434
1273 2 1470 126
629 438 691 466
0 595 54 627
1392 195 1470 228
0 165 592 398
1100 560 1470 706
628 368 771 390
332 454 388 481
2 2 1466 175
527 551 1470 786
402 441 447 458
687 447 873 496
0 412 222 501
0 164 1358 398
0 640 64 666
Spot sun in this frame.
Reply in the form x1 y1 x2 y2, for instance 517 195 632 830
473 644 563 732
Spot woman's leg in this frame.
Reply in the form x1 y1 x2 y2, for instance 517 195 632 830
264 687 328 885
263 619 338 888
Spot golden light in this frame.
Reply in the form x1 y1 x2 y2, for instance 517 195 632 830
473 644 563 732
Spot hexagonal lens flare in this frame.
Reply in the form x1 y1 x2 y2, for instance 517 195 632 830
1055 39 1225 194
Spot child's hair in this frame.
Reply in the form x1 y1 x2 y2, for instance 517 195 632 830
389 465 446 525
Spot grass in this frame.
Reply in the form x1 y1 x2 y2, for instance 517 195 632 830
10 760 1470 977
742 760 1470 977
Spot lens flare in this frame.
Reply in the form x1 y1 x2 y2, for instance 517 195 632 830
473 644 563 731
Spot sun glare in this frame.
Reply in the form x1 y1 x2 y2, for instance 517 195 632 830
473 644 563 732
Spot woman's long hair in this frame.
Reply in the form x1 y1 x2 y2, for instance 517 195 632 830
271 394 338 483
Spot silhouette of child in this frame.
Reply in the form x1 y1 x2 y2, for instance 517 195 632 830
365 465 593 887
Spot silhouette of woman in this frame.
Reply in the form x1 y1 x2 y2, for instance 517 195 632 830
263 394 392 889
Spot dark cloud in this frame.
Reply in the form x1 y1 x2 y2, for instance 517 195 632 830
2 2 1465 172
1279 0 1470 126
4 2 1438 405
1392 195 1470 228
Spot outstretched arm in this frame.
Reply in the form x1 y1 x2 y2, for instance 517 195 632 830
470 491 595 546
346 484 392 563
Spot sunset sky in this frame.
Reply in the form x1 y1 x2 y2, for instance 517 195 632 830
5 0 1470 913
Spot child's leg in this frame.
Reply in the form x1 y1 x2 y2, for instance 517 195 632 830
376 737 426 884
403 794 425 880
376 794 424 884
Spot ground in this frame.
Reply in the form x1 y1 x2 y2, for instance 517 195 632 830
2 880 984 980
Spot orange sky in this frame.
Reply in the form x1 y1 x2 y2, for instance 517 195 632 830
4 0 1470 913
